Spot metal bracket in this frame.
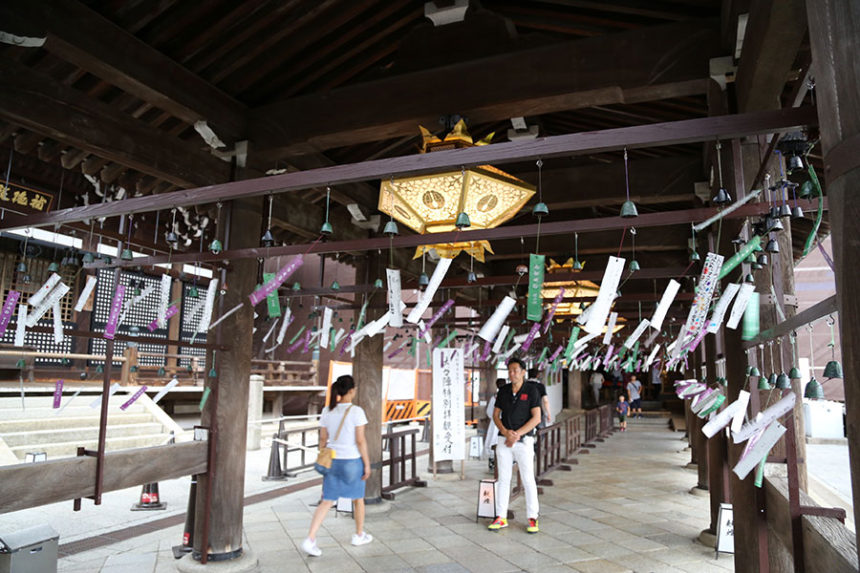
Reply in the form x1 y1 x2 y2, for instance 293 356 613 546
765 293 798 307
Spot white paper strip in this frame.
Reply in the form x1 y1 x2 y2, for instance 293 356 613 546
644 343 661 369
262 318 279 343
320 307 333 347
197 279 218 332
89 383 121 409
703 391 750 438
14 304 27 347
74 275 99 313
726 283 756 330
274 308 293 346
732 422 786 479
386 268 403 328
365 310 392 338
674 253 724 357
26 283 69 327
578 302 596 325
732 392 795 444
406 258 452 324
650 279 680 332
417 320 432 344
644 329 660 348
501 342 521 359
623 319 650 348
332 328 346 346
492 325 510 354
208 302 243 331
574 331 599 350
158 274 172 327
602 312 618 345
583 256 625 334
478 296 516 342
28 273 62 309
52 301 64 343
707 283 741 333
513 331 540 344
731 390 751 434
152 377 179 405
119 285 154 325
54 389 81 415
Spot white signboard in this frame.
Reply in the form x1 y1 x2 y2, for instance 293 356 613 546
716 503 734 555
432 347 465 461
477 479 497 519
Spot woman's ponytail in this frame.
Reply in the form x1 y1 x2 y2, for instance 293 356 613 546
328 374 355 410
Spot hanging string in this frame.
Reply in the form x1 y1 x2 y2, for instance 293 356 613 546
623 148 631 202
827 315 837 360
535 159 543 254
2 146 14 221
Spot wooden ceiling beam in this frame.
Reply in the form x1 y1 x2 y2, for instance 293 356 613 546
0 0 247 142
0 57 231 188
250 19 722 158
0 105 817 232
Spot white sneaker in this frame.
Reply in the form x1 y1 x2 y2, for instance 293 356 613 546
301 537 321 557
351 532 373 546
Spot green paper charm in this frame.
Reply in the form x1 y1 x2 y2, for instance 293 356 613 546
262 273 282 318
526 253 545 321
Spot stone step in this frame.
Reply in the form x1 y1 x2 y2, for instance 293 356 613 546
10 433 172 460
0 400 148 420
1 422 166 446
0 413 153 433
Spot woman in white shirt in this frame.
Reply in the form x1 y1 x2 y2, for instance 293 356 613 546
302 375 372 557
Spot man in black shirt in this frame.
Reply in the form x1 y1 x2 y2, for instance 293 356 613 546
488 358 542 534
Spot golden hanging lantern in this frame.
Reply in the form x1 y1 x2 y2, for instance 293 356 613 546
379 120 535 261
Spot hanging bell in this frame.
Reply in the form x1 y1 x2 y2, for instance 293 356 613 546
15 359 26 369
768 217 785 232
573 259 583 270
61 358 71 367
157 366 166 377
455 212 471 228
769 205 780 219
188 286 199 298
515 264 528 276
120 248 134 261
291 282 301 291
383 220 399 236
82 252 95 264
47 262 60 272
15 261 27 273
467 271 477 284
823 360 843 379
757 376 772 390
775 373 791 389
532 202 549 217
788 366 802 379
165 230 179 245
260 229 275 247
209 238 223 254
330 280 341 291
130 365 139 373
712 187 732 205
787 154 804 172
96 364 104 374
804 377 824 399
798 180 813 198
778 204 792 218
320 220 333 235
373 278 384 289
103 256 112 265
765 239 780 254
745 253 757 264
744 273 756 284
757 253 768 266
418 273 430 288
749 366 761 377
791 206 805 219
620 200 639 218
690 250 701 262
208 366 217 378
628 259 640 272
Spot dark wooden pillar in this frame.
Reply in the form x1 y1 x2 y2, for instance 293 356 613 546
807 0 860 555
354 253 384 502
568 367 583 410
193 196 261 562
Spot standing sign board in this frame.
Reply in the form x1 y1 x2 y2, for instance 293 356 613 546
476 479 497 519
432 347 465 461
715 503 734 557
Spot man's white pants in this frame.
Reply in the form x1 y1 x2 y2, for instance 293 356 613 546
495 436 539 520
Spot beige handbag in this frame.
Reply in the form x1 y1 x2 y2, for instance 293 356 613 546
314 405 353 474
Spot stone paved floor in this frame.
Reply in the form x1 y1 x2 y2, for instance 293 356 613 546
56 420 735 572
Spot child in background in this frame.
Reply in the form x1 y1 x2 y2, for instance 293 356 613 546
616 394 629 432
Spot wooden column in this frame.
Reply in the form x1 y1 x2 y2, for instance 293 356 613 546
568 367 583 411
806 0 860 556
192 196 261 563
353 252 384 502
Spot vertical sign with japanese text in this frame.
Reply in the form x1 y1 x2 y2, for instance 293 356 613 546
432 347 465 461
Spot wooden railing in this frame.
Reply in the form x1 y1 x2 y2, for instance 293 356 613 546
584 409 599 443
381 428 426 499
535 423 566 480
598 404 614 436
250 359 316 386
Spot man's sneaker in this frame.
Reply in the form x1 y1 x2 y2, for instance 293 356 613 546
527 518 539 534
301 537 321 557
351 532 373 546
487 517 508 530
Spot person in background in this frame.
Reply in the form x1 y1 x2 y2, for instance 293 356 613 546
650 364 662 399
616 394 629 432
589 369 604 406
302 375 372 557
488 358 542 534
484 378 507 470
626 374 643 419
527 368 552 427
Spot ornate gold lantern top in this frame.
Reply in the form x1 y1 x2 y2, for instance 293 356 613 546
378 121 535 260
